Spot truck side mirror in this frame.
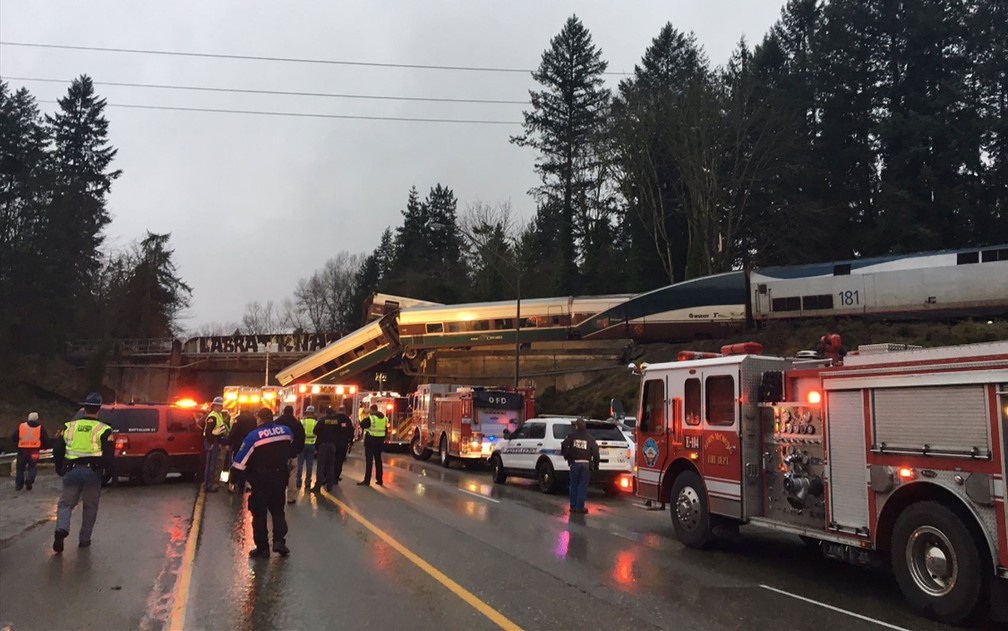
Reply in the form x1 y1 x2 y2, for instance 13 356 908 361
502 429 510 438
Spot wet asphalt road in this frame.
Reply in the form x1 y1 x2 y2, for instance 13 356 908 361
0 451 988 630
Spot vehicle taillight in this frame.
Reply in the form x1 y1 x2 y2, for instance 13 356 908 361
898 467 915 480
115 436 129 455
617 474 633 492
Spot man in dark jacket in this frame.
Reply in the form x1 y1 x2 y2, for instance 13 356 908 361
312 406 353 492
560 417 599 514
11 411 50 491
232 408 294 558
275 405 305 503
227 407 257 493
331 404 355 485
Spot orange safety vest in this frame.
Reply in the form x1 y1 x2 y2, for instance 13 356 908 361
18 423 42 449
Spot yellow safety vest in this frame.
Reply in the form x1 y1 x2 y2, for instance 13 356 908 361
63 418 111 460
302 417 317 445
208 410 227 436
365 414 387 438
18 423 42 449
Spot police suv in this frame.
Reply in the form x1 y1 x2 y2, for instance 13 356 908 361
489 417 634 494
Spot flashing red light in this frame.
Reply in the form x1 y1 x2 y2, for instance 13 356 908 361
336 385 345 395
174 398 198 408
898 467 915 480
349 386 357 394
618 475 633 492
386 403 394 411
807 390 822 405
298 385 307 394
689 452 699 461
311 385 321 394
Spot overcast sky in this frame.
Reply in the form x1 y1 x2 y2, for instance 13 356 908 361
1 0 785 331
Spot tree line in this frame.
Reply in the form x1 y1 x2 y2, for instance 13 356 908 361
1 77 191 354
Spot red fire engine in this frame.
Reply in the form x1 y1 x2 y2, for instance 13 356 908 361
410 385 534 467
279 383 358 418
632 339 1008 623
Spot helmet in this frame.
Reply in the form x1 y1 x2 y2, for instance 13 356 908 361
306 405 316 413
212 396 224 406
79 392 102 407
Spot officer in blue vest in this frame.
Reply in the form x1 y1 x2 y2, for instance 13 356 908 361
52 392 114 552
232 408 294 557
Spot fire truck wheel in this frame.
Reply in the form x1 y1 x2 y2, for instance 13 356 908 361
670 470 712 549
141 451 170 486
891 501 988 624
438 436 451 468
411 433 432 461
536 460 559 494
490 455 507 484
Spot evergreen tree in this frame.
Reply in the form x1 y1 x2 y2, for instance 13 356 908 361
972 0 1008 244
43 75 121 339
512 15 611 293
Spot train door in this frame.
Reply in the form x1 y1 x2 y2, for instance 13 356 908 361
635 373 670 501
698 366 743 519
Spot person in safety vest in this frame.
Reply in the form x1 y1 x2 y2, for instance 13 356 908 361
202 396 226 492
11 411 50 491
296 405 318 490
231 407 293 558
357 404 387 486
52 392 114 552
275 405 305 504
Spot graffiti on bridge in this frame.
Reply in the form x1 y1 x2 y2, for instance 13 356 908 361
186 333 338 354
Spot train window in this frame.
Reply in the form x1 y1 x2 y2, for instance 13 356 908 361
496 319 513 329
474 320 491 331
771 297 801 312
981 248 1008 262
957 251 979 265
684 378 701 425
639 379 665 434
802 294 834 310
833 263 851 276
426 323 443 334
705 376 736 426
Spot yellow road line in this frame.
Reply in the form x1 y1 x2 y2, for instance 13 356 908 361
320 489 522 631
167 486 206 631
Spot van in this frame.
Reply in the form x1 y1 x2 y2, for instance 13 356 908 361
96 402 205 485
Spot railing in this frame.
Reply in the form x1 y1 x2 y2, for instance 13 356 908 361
66 338 175 357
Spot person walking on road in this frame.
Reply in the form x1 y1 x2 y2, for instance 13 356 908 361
231 407 294 558
561 417 599 515
331 404 355 485
357 404 387 487
11 411 50 491
296 405 318 490
226 406 257 493
202 397 227 492
311 407 339 492
276 405 305 503
52 392 114 552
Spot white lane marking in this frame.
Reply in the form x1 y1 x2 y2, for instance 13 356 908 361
759 584 912 631
459 488 501 503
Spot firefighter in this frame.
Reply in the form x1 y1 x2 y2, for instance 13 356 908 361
52 392 114 552
275 405 306 503
202 397 227 492
561 417 599 514
231 408 293 557
296 405 318 490
357 404 387 487
11 411 50 491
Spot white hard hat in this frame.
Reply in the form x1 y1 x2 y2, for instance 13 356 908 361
27 412 39 421
306 405 316 413
212 396 224 406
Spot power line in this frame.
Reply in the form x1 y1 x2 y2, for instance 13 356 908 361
5 75 529 105
37 99 522 125
1 41 631 76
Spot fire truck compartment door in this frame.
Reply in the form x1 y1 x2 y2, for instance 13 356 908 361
826 390 869 533
636 375 670 501
699 368 742 519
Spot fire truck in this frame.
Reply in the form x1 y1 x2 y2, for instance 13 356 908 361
359 391 410 446
410 385 534 467
631 339 1008 623
279 383 358 418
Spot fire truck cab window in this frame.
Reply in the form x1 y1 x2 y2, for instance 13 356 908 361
684 378 701 426
639 379 665 433
705 376 736 426
525 423 546 440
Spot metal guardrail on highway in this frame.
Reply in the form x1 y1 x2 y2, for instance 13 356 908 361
0 450 53 476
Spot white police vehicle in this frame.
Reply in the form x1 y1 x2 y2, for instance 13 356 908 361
489 417 633 494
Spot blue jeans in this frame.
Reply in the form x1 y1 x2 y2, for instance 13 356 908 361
203 440 220 490
568 462 591 510
57 465 102 542
297 444 315 486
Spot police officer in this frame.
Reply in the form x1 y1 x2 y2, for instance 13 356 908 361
11 411 50 491
357 404 387 486
232 408 293 558
296 405 318 490
331 404 355 485
52 392 114 552
312 406 349 492
202 396 226 492
560 417 599 514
